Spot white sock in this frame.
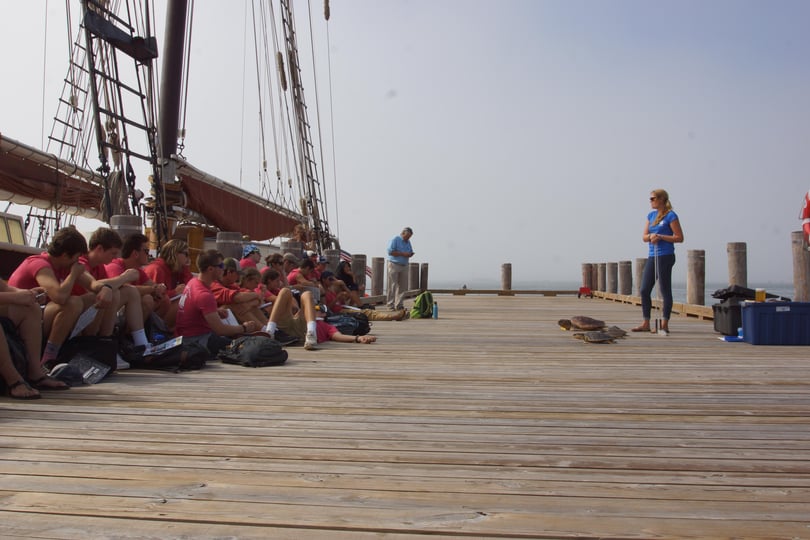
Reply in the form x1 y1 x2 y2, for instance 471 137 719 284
307 321 317 335
132 329 149 347
265 321 277 335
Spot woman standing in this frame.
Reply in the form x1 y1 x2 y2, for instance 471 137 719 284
633 189 684 335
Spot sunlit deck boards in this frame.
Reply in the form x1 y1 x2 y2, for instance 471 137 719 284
1 295 809 539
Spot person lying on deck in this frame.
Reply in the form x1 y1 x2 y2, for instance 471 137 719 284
175 250 261 356
0 278 69 397
320 271 406 321
264 288 377 351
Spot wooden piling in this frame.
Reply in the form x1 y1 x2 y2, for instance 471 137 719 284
351 254 367 294
216 231 242 260
791 231 809 301
324 248 340 272
501 263 512 291
590 264 598 293
581 263 593 289
727 242 747 287
596 263 607 292
634 258 647 296
408 262 420 291
420 263 429 292
371 257 385 296
687 249 705 306
606 262 618 293
618 260 632 295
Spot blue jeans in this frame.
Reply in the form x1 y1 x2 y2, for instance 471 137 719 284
640 253 675 320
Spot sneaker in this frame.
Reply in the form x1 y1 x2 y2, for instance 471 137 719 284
116 355 131 370
304 332 318 350
657 329 669 336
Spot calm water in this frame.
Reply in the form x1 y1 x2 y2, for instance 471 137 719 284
430 280 795 304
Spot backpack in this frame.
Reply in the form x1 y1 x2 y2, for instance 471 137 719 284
218 335 288 367
325 312 371 336
53 335 119 383
410 291 434 319
131 341 210 372
0 317 28 394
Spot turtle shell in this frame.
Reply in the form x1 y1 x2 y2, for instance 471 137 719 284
569 316 606 331
605 326 628 338
581 331 615 343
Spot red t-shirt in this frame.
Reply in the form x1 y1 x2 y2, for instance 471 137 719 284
323 289 344 313
71 255 108 296
105 258 149 285
239 257 257 270
8 253 68 289
144 258 192 291
175 277 219 337
316 320 338 343
210 280 239 306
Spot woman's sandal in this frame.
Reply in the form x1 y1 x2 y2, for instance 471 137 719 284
30 374 70 391
631 326 651 332
8 380 42 400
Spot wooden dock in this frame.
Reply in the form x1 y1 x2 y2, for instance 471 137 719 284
1 294 809 539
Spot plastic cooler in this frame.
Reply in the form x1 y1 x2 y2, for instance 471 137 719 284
740 301 810 345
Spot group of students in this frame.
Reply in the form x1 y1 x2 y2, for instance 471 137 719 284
0 226 387 400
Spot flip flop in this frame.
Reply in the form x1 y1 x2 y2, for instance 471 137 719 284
631 326 651 332
31 374 70 391
8 380 41 400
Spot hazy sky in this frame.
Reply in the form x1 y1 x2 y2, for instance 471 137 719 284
2 0 809 287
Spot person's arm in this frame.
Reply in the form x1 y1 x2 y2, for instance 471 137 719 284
38 262 85 304
330 331 376 344
0 279 39 306
202 311 259 336
641 220 652 243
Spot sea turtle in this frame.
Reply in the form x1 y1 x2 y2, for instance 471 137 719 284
605 325 628 339
572 330 615 343
558 316 606 331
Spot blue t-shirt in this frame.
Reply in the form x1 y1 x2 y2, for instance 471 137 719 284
647 210 678 257
387 235 413 265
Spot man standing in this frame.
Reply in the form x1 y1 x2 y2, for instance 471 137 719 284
386 227 414 311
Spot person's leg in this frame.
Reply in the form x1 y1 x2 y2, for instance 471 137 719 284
4 301 49 382
386 261 397 308
0 331 39 399
119 285 149 346
658 254 676 326
41 296 83 365
634 257 656 331
299 290 318 349
140 293 155 323
395 265 408 309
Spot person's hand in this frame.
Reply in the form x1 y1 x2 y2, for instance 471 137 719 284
152 283 167 299
357 335 376 344
121 268 140 283
217 308 229 318
95 286 113 308
175 283 186 296
242 321 260 333
12 289 39 306
69 261 86 279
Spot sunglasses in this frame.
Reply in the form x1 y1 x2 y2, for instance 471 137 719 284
216 263 225 269
649 196 657 201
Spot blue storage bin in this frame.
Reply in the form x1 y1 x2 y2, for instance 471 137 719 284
741 301 810 345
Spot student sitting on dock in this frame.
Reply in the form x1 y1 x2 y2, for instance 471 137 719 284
9 226 90 366
69 228 149 350
175 250 260 355
320 271 406 321
105 233 166 324
211 258 268 327
0 278 69 396
287 258 320 301
264 287 377 351
144 239 193 330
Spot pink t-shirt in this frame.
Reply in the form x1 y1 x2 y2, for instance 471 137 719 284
175 277 219 337
8 253 68 289
105 258 149 285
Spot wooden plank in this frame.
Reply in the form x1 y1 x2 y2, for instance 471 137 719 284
0 295 808 539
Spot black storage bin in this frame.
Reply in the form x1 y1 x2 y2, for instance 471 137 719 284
712 298 743 336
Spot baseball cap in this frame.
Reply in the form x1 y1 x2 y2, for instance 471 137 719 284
223 257 242 274
242 244 260 257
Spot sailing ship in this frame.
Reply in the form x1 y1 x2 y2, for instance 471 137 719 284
0 0 339 277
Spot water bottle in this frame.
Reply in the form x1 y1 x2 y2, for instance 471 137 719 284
432 301 438 319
